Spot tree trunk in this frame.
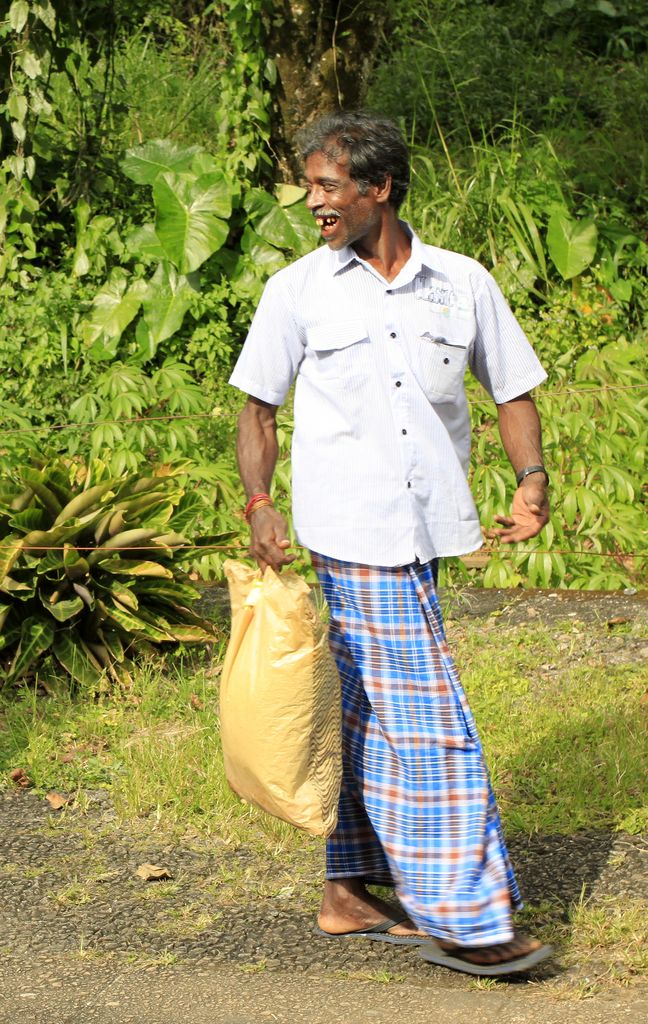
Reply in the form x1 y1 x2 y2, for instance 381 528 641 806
265 1 390 181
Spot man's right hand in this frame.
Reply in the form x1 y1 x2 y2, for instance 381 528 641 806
248 505 296 572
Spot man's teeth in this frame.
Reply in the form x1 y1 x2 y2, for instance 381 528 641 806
316 215 338 227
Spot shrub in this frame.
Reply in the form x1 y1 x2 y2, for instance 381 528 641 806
0 458 218 686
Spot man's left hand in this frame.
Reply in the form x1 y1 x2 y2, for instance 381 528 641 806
486 479 550 544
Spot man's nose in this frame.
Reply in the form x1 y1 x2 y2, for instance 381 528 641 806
306 186 323 209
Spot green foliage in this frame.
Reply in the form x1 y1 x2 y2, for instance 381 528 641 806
0 457 218 686
546 212 598 281
456 287 647 591
371 0 648 209
1 1 646 595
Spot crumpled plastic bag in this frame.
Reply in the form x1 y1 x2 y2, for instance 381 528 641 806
219 560 342 837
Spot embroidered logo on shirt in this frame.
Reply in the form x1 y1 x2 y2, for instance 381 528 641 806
416 283 456 310
416 277 474 321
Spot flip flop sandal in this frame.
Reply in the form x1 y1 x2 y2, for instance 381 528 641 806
418 938 553 976
315 914 427 946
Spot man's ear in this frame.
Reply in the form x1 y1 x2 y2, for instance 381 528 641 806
374 174 392 205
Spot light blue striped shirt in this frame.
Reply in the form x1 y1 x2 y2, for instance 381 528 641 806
230 226 546 566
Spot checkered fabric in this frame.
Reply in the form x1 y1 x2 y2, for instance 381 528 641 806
312 553 522 946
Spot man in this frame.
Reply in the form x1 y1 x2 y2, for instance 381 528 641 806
229 111 551 976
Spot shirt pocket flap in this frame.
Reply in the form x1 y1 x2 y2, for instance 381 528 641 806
306 320 368 352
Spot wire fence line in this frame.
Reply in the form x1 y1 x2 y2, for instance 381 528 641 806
1 383 647 437
0 543 644 560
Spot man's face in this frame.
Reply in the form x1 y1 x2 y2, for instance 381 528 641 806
304 150 383 251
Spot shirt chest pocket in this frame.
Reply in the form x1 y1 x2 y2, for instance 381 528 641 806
305 319 370 380
411 312 474 404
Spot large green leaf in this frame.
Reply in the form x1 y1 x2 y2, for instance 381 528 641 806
100 558 174 578
122 140 203 185
97 628 125 664
40 593 84 622
0 624 21 654
8 508 48 534
133 578 200 607
168 491 205 533
20 468 63 516
80 274 148 354
52 630 105 687
126 223 166 262
0 533 23 581
53 481 115 527
0 603 11 630
165 623 214 642
153 172 231 273
8 1 30 33
87 528 163 568
240 227 287 276
23 520 97 554
98 598 173 642
275 183 308 207
546 212 598 280
245 188 319 255
63 545 90 581
101 577 139 611
141 262 195 354
0 575 34 597
7 616 55 681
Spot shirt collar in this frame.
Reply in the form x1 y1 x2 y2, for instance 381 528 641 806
328 221 436 280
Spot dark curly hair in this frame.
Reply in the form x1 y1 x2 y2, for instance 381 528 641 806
296 111 410 210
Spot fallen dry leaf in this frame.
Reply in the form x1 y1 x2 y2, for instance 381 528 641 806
46 792 69 810
135 863 173 882
607 616 630 628
9 767 32 788
190 693 205 711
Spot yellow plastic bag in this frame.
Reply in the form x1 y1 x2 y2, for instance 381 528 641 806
219 560 342 837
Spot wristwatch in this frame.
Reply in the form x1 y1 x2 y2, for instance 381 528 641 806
515 465 549 486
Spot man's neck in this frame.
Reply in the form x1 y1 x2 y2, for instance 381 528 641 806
352 214 411 283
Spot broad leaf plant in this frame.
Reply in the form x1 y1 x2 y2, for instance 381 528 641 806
0 458 222 687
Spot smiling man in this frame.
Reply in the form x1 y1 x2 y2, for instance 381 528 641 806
229 111 552 976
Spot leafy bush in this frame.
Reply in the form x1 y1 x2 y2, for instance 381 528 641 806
0 458 219 686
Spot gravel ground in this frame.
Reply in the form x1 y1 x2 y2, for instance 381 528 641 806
1 788 646 978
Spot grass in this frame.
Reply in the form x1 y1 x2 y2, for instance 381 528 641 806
448 616 648 835
2 618 645 839
0 611 646 991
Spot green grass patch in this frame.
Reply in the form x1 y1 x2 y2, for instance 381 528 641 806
0 646 314 855
451 620 648 835
1 618 646 842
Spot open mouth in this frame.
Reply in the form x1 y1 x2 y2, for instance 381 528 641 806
314 213 340 231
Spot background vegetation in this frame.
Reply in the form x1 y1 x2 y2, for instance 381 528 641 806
1 0 646 607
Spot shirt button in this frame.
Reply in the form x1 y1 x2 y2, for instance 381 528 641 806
395 381 402 388
443 357 450 364
390 332 397 338
401 428 407 435
407 482 412 489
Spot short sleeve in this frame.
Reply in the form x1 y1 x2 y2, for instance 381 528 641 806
228 272 305 406
469 268 547 403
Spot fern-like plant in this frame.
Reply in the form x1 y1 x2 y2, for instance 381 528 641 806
0 458 223 686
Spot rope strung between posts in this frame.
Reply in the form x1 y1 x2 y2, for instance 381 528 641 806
1 383 647 437
0 543 644 559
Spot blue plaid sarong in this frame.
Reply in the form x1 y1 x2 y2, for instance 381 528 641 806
311 553 522 947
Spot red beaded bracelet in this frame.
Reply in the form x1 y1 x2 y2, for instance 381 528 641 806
244 492 273 521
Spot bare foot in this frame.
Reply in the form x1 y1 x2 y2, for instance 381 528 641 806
317 878 426 938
